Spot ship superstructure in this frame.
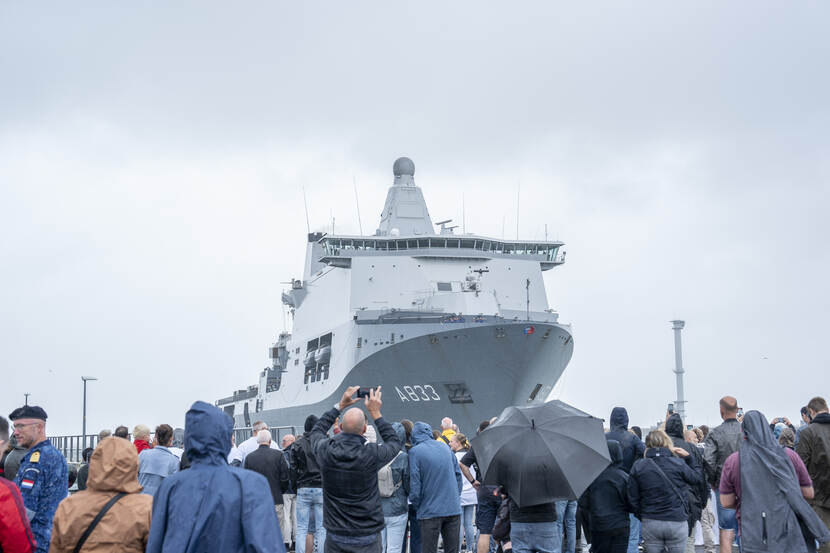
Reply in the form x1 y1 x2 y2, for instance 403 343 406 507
216 157 574 432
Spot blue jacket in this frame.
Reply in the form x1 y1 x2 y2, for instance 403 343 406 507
146 401 284 553
381 423 410 517
138 445 180 497
14 439 67 553
408 422 462 519
605 407 645 474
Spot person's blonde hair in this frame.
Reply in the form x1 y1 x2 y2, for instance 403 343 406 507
132 424 151 440
452 433 470 450
644 429 673 450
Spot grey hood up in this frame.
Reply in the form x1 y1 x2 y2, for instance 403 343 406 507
739 410 830 553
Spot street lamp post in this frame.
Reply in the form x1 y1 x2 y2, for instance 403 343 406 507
81 376 98 450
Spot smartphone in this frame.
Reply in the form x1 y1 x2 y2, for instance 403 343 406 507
355 387 372 399
667 403 675 414
737 408 744 417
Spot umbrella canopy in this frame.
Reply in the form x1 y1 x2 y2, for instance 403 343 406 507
471 400 610 507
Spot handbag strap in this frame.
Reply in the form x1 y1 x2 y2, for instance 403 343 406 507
647 458 689 513
73 492 126 553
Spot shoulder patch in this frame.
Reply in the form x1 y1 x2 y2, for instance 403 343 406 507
30 451 40 463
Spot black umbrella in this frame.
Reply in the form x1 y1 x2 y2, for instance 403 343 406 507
471 400 610 507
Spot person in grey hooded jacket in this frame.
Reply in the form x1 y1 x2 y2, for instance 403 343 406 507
381 422 410 553
719 410 830 553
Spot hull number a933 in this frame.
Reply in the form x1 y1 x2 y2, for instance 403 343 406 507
396 385 441 402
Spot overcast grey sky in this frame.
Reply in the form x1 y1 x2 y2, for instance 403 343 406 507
2 2 828 435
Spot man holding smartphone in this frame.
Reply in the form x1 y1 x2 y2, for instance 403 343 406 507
308 386 403 553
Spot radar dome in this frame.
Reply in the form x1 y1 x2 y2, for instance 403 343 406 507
393 157 415 177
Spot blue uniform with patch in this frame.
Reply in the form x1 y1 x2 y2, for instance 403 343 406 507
14 439 68 553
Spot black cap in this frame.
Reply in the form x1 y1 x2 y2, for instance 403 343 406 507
9 406 48 421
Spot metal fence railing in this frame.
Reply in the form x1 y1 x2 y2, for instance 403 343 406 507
50 425 299 463
49 435 103 464
233 426 298 447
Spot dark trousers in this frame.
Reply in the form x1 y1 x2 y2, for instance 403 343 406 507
406 504 421 553
590 527 630 553
420 515 461 553
324 532 382 553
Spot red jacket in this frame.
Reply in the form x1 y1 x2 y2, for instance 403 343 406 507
134 440 151 454
0 477 36 552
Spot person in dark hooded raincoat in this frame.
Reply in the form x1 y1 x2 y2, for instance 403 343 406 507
146 401 285 553
664 413 709 537
578 439 632 553
719 410 830 553
605 407 645 553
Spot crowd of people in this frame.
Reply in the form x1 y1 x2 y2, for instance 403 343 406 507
1 390 829 553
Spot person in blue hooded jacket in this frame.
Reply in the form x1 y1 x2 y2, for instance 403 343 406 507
409 421 463 553
146 401 284 553
605 407 645 553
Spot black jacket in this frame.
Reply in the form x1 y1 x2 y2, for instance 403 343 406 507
291 432 322 489
605 407 646 473
310 407 402 537
579 440 631 533
665 414 709 519
628 447 702 523
796 412 830 509
243 444 290 505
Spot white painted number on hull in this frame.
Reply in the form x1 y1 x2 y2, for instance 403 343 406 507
396 385 441 402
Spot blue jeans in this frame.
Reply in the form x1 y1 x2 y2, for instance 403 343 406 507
556 500 577 553
627 514 641 553
382 512 408 553
511 521 560 553
714 489 740 547
459 504 475 551
297 487 325 553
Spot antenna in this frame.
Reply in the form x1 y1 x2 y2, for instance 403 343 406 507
353 176 364 236
462 193 466 235
516 181 520 240
545 223 548 241
302 186 311 234
331 209 335 235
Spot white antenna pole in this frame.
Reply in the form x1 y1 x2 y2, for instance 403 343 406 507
353 176 364 236
462 193 466 234
516 182 520 240
331 209 335 235
302 186 311 234
545 223 548 241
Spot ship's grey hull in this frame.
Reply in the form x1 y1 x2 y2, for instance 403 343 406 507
236 321 574 434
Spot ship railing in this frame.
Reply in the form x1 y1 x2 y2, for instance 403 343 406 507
233 425 298 447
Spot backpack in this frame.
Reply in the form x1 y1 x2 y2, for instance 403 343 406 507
378 452 402 498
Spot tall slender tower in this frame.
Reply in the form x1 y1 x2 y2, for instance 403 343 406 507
671 320 686 422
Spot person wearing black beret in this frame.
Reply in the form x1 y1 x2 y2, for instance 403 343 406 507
9 405 68 553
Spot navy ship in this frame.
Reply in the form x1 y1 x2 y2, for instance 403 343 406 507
216 157 574 433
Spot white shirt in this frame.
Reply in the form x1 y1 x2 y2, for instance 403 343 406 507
456 451 478 506
237 435 280 462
